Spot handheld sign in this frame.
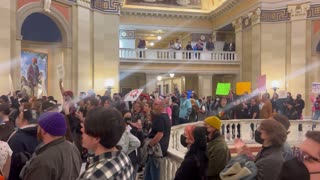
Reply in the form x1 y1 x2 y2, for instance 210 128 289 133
124 89 144 101
216 83 231 95
312 82 320 94
56 64 65 80
236 82 251 95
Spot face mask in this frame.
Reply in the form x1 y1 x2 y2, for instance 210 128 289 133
216 98 220 101
254 130 264 144
180 134 188 147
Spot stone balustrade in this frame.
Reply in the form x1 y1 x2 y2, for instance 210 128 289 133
119 48 237 62
164 119 320 180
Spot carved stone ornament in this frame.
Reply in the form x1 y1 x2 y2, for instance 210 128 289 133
44 0 52 12
232 17 242 32
251 8 261 25
288 3 310 20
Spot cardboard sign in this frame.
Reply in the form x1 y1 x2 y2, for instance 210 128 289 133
236 82 251 95
257 75 266 91
216 83 231 95
278 90 287 99
56 64 65 80
312 82 320 94
187 90 192 99
124 89 144 101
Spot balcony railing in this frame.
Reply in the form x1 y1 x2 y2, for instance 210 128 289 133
163 119 320 180
119 48 237 62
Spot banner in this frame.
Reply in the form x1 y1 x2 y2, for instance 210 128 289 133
216 83 231 95
124 89 144 101
236 82 251 95
257 75 266 91
278 90 287 99
312 82 320 94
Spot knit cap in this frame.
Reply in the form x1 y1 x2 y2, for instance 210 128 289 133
204 116 222 130
38 112 66 136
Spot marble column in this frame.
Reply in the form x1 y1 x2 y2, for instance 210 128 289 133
233 17 243 81
93 12 120 95
0 0 16 94
288 3 309 103
198 74 213 98
145 73 158 94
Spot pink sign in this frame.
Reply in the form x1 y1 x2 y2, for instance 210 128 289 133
257 75 266 91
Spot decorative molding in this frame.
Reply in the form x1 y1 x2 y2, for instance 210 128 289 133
242 16 251 30
308 5 320 18
288 3 310 21
210 0 242 18
119 29 135 39
121 9 211 20
232 17 242 32
250 8 261 25
77 0 91 8
92 0 121 14
260 9 290 22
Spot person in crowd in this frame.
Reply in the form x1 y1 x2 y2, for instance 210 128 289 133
138 39 146 58
20 112 81 180
205 96 213 116
286 92 294 103
171 96 180 126
169 40 175 49
189 98 199 122
312 95 320 120
79 108 134 179
100 96 114 108
197 98 207 121
223 41 235 51
295 94 305 119
0 141 12 180
271 93 282 114
269 114 293 161
144 99 171 180
7 109 38 180
259 93 272 119
206 38 215 51
59 80 76 114
204 116 230 180
174 125 208 180
0 104 15 141
284 101 299 120
216 97 231 120
179 92 192 124
248 98 259 119
278 131 320 180
253 119 287 180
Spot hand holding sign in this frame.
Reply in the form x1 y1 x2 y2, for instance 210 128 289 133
216 83 231 95
124 89 144 101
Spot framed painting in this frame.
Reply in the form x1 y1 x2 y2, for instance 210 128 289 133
125 0 202 9
21 50 48 97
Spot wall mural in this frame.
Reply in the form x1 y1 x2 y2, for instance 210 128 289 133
21 50 48 97
125 0 201 9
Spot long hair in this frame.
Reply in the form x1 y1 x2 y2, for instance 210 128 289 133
186 126 208 179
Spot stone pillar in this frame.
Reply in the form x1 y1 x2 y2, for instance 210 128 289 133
0 0 15 94
287 3 310 102
250 9 261 89
233 17 243 81
145 73 157 94
93 12 120 95
74 5 93 95
198 74 213 97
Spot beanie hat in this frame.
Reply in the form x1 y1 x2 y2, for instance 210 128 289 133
38 112 66 136
204 116 221 130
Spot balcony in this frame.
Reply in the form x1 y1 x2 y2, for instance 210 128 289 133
163 119 320 180
119 48 238 64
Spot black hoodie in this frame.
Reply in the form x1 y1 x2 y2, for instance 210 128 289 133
8 125 39 180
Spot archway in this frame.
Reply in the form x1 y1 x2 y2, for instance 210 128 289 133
16 2 73 99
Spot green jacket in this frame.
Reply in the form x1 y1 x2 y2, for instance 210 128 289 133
207 135 231 180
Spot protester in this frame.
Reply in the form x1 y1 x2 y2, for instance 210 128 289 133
179 92 192 124
0 104 15 141
174 125 208 180
0 141 12 180
20 112 81 180
79 108 134 179
259 93 272 119
204 116 230 180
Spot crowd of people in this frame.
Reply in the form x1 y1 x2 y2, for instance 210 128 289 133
0 80 319 180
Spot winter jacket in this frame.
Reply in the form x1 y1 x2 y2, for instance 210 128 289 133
7 124 39 180
255 146 284 180
20 137 81 180
207 133 231 180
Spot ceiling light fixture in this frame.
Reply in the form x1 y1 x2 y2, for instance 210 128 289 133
157 35 162 40
169 73 175 78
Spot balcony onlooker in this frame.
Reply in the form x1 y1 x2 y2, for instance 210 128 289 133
223 41 235 51
137 39 146 58
185 41 193 59
206 38 215 51
174 39 182 50
195 40 203 59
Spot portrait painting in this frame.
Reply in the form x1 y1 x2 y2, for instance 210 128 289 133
125 0 201 9
21 50 48 97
